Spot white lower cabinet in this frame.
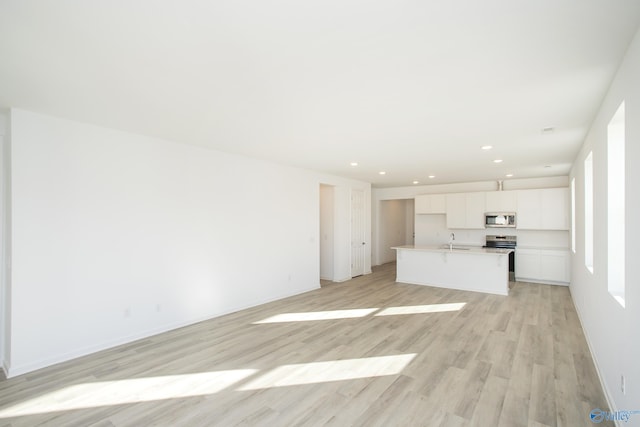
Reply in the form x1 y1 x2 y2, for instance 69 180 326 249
515 251 540 279
515 248 570 284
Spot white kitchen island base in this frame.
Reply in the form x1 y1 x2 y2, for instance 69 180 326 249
392 245 511 296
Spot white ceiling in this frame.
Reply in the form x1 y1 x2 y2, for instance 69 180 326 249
1 1 639 188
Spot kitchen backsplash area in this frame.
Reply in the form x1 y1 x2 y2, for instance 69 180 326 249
414 214 569 249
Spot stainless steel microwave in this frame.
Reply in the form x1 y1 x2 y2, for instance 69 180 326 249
485 212 516 228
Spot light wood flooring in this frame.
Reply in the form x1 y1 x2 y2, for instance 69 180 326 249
0 262 611 426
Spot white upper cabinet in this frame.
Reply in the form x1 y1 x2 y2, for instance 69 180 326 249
445 193 466 228
515 189 541 229
415 195 429 214
414 186 569 231
485 190 517 212
431 194 446 214
446 192 485 229
541 188 569 230
415 194 446 214
516 188 569 230
466 192 486 228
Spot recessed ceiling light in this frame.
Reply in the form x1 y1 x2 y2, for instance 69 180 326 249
493 159 503 163
542 127 555 134
544 165 551 168
505 173 513 177
428 175 435 179
481 145 493 150
413 180 419 185
379 171 386 175
350 162 358 166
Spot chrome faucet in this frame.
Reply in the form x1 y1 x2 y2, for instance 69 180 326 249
449 233 455 250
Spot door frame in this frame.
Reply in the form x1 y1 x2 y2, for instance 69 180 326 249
351 189 366 277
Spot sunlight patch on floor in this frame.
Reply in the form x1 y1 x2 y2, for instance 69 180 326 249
375 303 466 316
237 354 416 390
0 369 258 418
253 308 379 324
0 354 418 418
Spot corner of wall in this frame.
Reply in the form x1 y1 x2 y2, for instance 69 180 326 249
0 108 12 374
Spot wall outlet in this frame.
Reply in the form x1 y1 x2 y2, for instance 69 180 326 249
621 375 626 395
124 308 131 318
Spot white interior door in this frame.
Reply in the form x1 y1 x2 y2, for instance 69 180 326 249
351 189 365 277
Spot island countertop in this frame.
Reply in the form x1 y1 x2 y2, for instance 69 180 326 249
392 245 510 296
392 245 513 255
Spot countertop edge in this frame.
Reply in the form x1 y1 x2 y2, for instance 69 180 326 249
392 245 513 255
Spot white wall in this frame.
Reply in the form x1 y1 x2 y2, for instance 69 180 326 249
570 27 640 424
3 109 370 377
0 131 3 372
0 110 10 373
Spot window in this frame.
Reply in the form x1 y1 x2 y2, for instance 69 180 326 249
608 102 625 307
584 152 593 273
571 177 576 253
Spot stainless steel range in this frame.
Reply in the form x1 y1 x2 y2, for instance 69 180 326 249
484 235 516 281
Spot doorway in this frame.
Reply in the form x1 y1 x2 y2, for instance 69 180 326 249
378 199 415 264
351 189 366 277
319 184 335 281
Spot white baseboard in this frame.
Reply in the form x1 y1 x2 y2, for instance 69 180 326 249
6 284 319 378
570 288 621 427
516 277 569 286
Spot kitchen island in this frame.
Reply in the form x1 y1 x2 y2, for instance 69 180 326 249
391 245 512 296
